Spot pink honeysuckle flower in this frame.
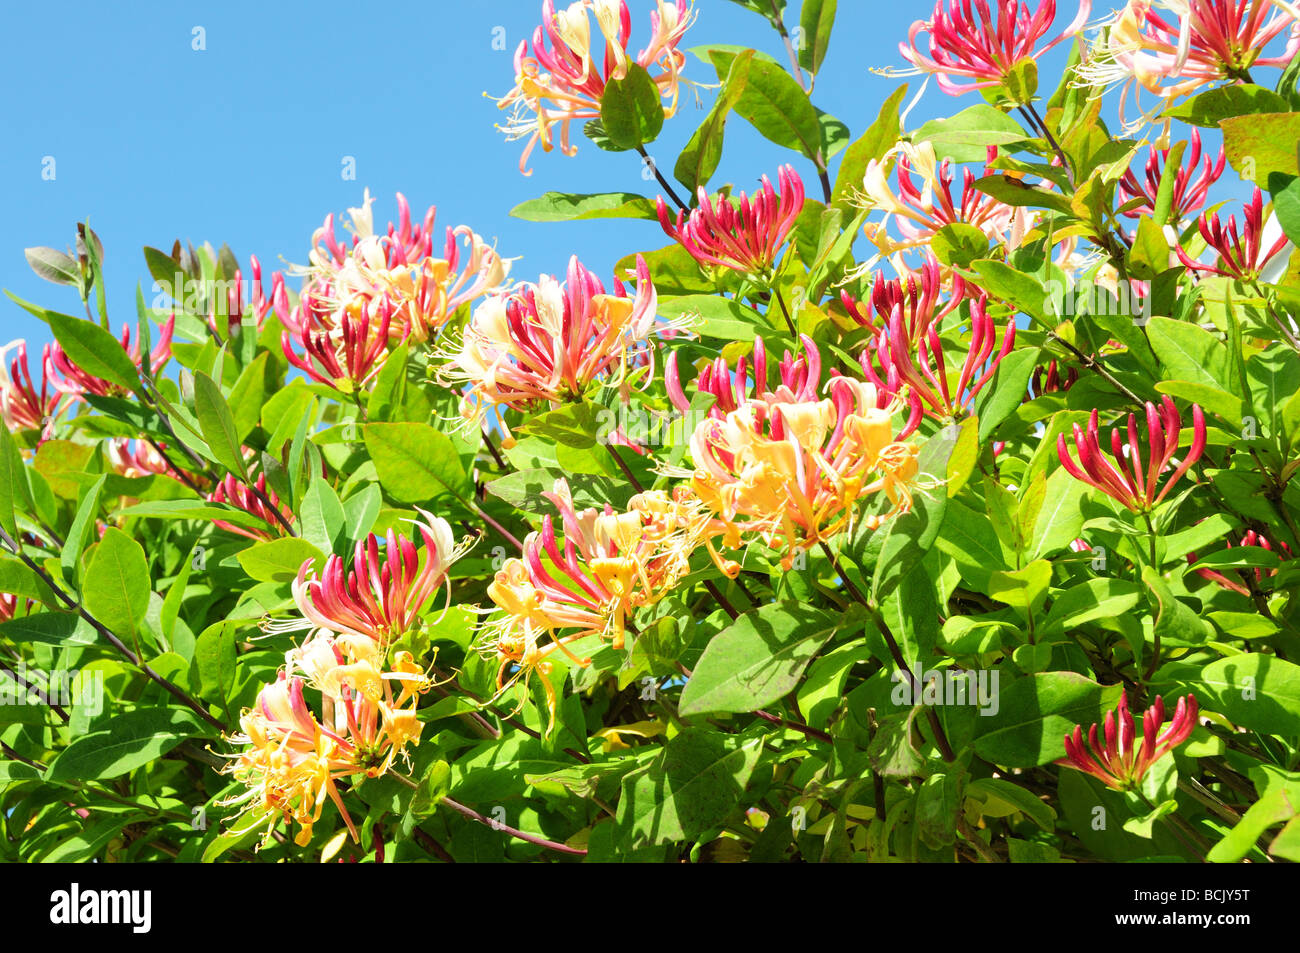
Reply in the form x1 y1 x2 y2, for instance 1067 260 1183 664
1056 396 1207 513
493 0 695 174
0 340 62 440
439 254 667 417
683 337 923 570
47 315 174 399
1188 529 1293 594
1057 691 1199 790
656 166 805 276
860 293 1015 422
207 255 289 342
856 143 1029 272
1174 187 1293 281
208 473 295 541
1117 129 1226 221
106 438 184 482
1078 0 1300 131
281 295 395 394
840 255 968 341
267 511 468 646
298 191 510 343
885 0 1092 95
665 334 821 419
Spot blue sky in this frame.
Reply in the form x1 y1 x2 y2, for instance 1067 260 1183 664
0 0 1219 352
0 0 972 348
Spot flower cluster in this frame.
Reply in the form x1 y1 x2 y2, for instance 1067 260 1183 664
1078 0 1300 130
478 480 715 720
283 191 509 392
657 166 805 276
892 0 1092 95
494 0 695 174
439 254 664 418
225 511 467 846
0 341 61 440
1175 187 1292 282
1117 129 1226 222
1190 529 1293 595
1057 691 1199 790
48 317 174 400
681 336 922 570
1056 397 1206 513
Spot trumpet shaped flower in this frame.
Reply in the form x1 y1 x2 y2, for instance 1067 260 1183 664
1117 129 1226 221
861 293 1015 421
1190 529 1293 594
440 254 662 416
48 316 174 399
269 511 467 645
208 473 295 541
890 0 1092 95
1077 0 1300 130
1056 397 1207 513
1057 691 1199 790
0 341 61 438
657 166 804 276
282 295 395 393
687 339 921 568
840 255 968 340
1174 187 1293 281
494 0 695 174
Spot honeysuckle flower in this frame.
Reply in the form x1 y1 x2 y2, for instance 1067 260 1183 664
208 255 289 341
281 295 395 393
266 511 468 645
208 473 295 541
223 645 430 847
48 315 174 399
1056 397 1207 513
1174 187 1293 281
298 191 510 342
885 0 1092 95
665 334 821 420
1057 691 1199 790
107 438 183 481
439 254 664 418
656 166 805 276
686 340 922 568
1189 529 1293 594
840 255 968 341
1078 1 1300 131
0 340 61 439
861 293 1015 421
856 143 1028 271
1117 129 1226 221
494 0 695 174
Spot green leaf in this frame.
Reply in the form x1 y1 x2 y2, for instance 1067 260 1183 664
1164 85 1290 127
1030 466 1088 559
973 673 1123 768
0 612 96 647
675 50 752 194
236 537 326 583
46 709 205 781
1171 654 1300 735
24 247 79 286
832 83 907 209
707 49 822 161
1269 172 1300 247
1127 215 1171 280
1142 566 1212 647
83 528 150 648
0 425 27 537
46 312 141 393
988 560 1052 612
600 63 665 150
299 476 346 556
117 498 279 531
657 294 767 340
364 422 474 511
1146 316 1228 393
509 192 658 222
1040 578 1143 640
797 0 836 74
966 777 1057 831
931 223 991 269
678 602 839 715
914 105 1028 163
193 371 248 480
1222 112 1300 184
618 728 763 844
61 475 106 584
972 260 1048 326
974 347 1038 443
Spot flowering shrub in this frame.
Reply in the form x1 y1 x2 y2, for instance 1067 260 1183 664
6 0 1300 865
